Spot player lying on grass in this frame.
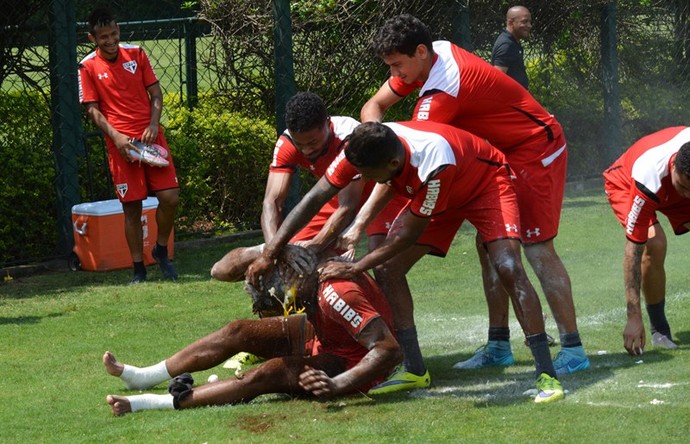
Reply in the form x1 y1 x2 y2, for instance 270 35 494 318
103 245 402 416
604 126 690 355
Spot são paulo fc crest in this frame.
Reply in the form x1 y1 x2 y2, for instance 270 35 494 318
122 60 137 74
117 183 128 198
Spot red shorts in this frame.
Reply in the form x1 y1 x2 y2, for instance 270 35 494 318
105 131 179 203
366 194 410 237
290 199 340 243
506 132 567 244
291 194 409 243
413 171 521 256
604 177 690 238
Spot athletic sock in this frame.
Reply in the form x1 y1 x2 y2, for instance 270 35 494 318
155 243 169 258
646 301 672 337
133 261 146 275
127 393 175 412
396 326 426 376
488 327 511 343
120 360 171 390
560 331 583 348
526 332 556 378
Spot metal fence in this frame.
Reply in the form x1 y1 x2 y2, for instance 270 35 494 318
2 0 690 267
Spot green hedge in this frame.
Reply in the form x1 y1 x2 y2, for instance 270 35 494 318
0 92 56 265
164 98 275 235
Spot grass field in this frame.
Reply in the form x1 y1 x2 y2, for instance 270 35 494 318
2 189 689 443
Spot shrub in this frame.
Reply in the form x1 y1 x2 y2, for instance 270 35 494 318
165 99 275 234
0 92 56 265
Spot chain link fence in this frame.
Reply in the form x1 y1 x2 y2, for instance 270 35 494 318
2 0 690 267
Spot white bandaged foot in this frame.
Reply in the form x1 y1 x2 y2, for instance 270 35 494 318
120 361 171 390
127 393 175 412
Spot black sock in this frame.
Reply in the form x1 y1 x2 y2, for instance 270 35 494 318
646 301 671 337
155 243 168 258
560 331 582 348
133 261 146 275
488 327 510 342
526 332 556 378
396 326 426 376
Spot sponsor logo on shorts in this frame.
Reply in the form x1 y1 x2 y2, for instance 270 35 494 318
321 284 363 328
626 195 645 235
417 97 432 121
116 183 128 198
505 223 519 233
122 60 137 74
419 179 441 215
525 227 541 238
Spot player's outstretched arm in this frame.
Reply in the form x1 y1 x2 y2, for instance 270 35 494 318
261 171 293 242
302 179 366 254
623 239 646 355
319 209 429 281
360 82 402 123
246 176 340 287
337 183 395 252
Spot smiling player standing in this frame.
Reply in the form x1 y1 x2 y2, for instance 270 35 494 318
78 7 180 284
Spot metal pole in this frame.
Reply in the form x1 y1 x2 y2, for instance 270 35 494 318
601 1 623 167
184 19 199 108
452 0 473 52
49 0 82 257
272 0 300 213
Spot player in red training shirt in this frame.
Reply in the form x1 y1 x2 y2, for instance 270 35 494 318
246 121 565 403
210 92 405 282
604 126 690 355
78 7 179 284
101 246 401 416
359 14 588 385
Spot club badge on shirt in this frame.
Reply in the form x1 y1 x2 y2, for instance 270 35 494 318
122 60 137 74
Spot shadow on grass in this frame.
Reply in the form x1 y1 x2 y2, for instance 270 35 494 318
0 311 66 325
673 329 689 344
0 235 262 300
348 349 676 408
562 197 609 209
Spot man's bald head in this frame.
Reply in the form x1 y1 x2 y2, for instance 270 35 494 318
506 6 532 41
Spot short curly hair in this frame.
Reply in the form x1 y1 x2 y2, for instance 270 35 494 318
345 122 401 169
285 92 329 134
676 141 690 178
373 14 433 58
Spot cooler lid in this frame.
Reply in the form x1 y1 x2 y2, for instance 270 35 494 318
72 196 159 216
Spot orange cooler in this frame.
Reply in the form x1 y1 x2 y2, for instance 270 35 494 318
71 197 174 271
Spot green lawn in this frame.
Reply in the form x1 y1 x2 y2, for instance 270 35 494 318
1 189 689 443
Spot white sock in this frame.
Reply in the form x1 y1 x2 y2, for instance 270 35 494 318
127 393 175 412
120 361 171 390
